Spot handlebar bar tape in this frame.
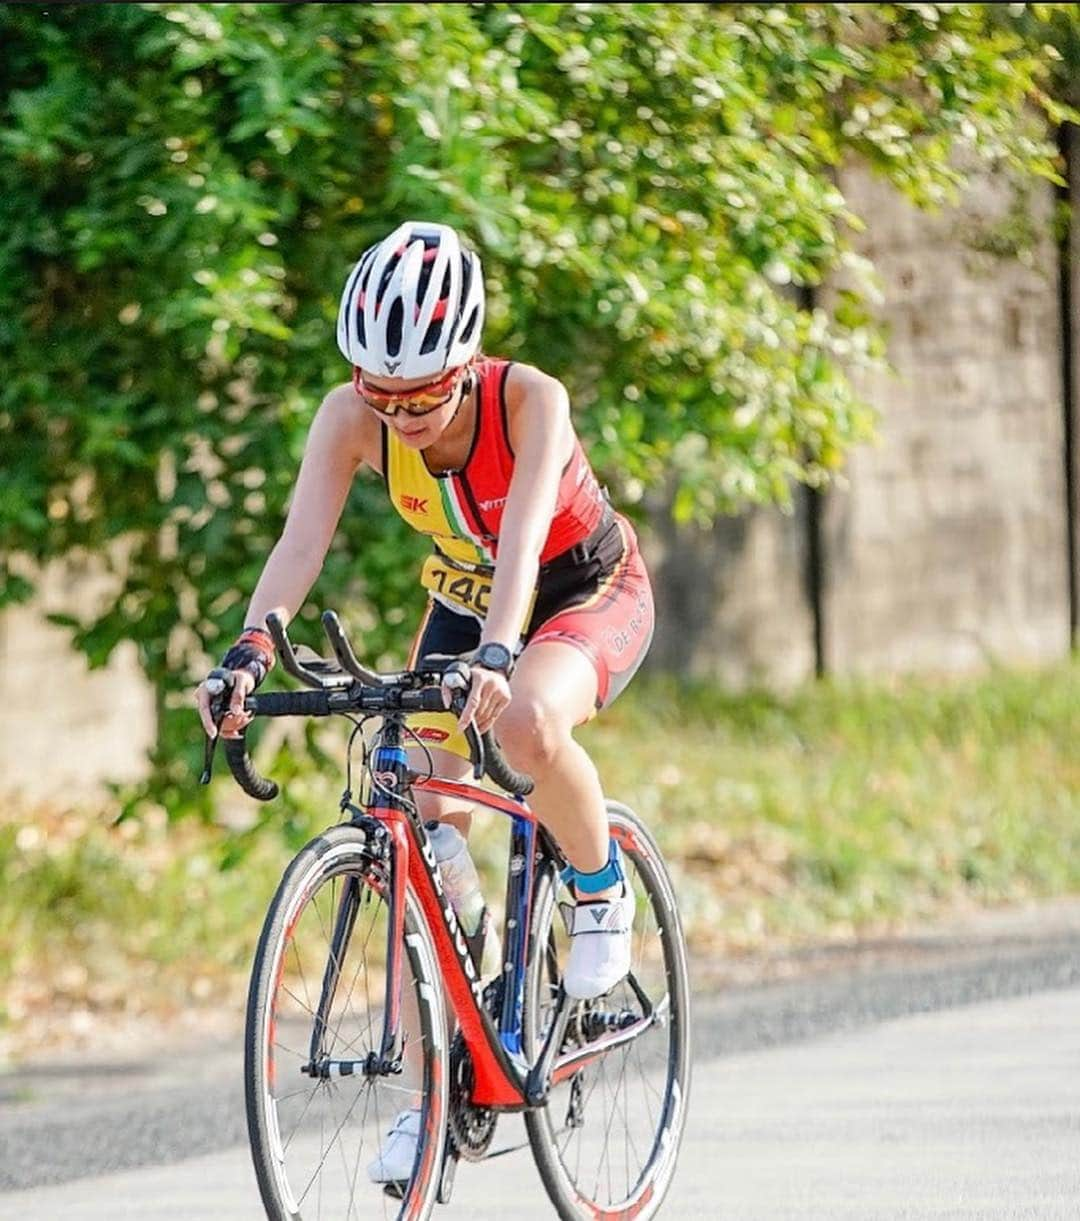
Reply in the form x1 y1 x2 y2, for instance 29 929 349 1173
248 690 333 717
223 736 279 802
480 732 535 796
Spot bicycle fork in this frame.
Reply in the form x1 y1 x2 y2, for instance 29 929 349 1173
301 805 411 1082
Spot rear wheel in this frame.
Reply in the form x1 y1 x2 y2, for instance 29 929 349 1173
245 823 448 1220
523 801 691 1220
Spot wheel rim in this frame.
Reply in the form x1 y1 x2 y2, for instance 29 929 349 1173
527 814 690 1217
253 846 444 1219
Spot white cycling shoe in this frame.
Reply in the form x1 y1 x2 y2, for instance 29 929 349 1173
367 1107 420 1185
563 885 636 1000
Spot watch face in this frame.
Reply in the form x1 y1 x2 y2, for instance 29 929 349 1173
477 643 512 673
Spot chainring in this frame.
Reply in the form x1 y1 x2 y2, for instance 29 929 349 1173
448 1028 498 1161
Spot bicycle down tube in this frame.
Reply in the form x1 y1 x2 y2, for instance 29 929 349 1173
365 717 538 1110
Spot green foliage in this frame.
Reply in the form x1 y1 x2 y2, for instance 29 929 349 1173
1019 4 1080 108
0 3 1073 802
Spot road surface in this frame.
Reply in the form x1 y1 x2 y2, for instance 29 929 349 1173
2 904 1079 1219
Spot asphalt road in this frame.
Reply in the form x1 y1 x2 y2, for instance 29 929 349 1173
3 903 1079 1219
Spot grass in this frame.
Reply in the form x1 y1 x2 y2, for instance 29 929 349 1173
3 660 1080 1054
579 662 1080 949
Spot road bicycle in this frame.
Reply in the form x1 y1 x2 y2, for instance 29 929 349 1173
203 609 691 1220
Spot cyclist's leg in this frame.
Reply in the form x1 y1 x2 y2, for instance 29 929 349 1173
497 518 655 891
405 597 481 833
496 641 610 882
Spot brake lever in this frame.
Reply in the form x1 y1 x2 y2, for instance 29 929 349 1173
442 661 486 781
199 668 233 785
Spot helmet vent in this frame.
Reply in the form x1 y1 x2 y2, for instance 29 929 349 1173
457 305 480 346
420 316 443 355
385 298 404 356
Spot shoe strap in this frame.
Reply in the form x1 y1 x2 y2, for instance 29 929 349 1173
568 896 633 936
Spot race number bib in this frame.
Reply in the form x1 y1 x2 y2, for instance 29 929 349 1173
419 553 537 624
420 553 494 618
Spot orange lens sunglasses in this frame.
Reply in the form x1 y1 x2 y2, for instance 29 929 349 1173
353 364 467 417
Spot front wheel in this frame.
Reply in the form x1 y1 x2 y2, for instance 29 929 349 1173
523 801 692 1220
245 823 449 1220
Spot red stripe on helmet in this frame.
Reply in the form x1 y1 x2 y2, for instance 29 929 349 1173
416 297 449 323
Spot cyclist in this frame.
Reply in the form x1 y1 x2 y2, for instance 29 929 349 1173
196 220 655 1178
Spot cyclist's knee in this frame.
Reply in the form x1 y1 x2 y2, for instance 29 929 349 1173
497 694 566 773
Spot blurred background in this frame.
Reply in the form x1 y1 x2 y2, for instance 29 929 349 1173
2 3 1080 1051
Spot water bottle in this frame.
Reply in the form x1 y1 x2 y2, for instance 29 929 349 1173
426 822 501 978
427 822 485 934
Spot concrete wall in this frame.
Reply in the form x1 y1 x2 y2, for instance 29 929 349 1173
646 159 1074 683
644 500 816 690
822 164 1070 675
0 561 154 803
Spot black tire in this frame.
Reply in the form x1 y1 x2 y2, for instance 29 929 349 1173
245 823 448 1220
523 801 691 1221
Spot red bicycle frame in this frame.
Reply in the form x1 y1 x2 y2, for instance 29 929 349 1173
364 719 653 1110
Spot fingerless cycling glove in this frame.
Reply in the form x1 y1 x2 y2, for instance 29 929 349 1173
220 626 276 688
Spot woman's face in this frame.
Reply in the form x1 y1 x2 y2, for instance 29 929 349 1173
354 365 470 449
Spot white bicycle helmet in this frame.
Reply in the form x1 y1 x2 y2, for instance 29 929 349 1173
337 221 485 379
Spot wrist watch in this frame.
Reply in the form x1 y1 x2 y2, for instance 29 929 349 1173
474 641 514 677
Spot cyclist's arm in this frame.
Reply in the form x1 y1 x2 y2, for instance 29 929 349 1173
243 383 379 631
479 363 574 651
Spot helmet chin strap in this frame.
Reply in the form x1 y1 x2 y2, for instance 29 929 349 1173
441 368 475 432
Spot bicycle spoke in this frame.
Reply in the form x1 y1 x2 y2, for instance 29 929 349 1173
323 1081 364 1221
632 1037 661 1129
323 895 382 1056
290 932 314 1022
594 1055 613 1203
275 1084 321 1105
273 1038 310 1061
620 1043 639 1198
524 819 689 1220
283 1081 324 1155
251 839 445 1221
282 984 321 1022
344 1085 369 1221
360 914 386 1200
297 1079 372 1207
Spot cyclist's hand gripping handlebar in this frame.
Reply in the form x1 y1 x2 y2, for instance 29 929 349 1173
442 660 535 796
203 668 282 801
198 613 535 801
